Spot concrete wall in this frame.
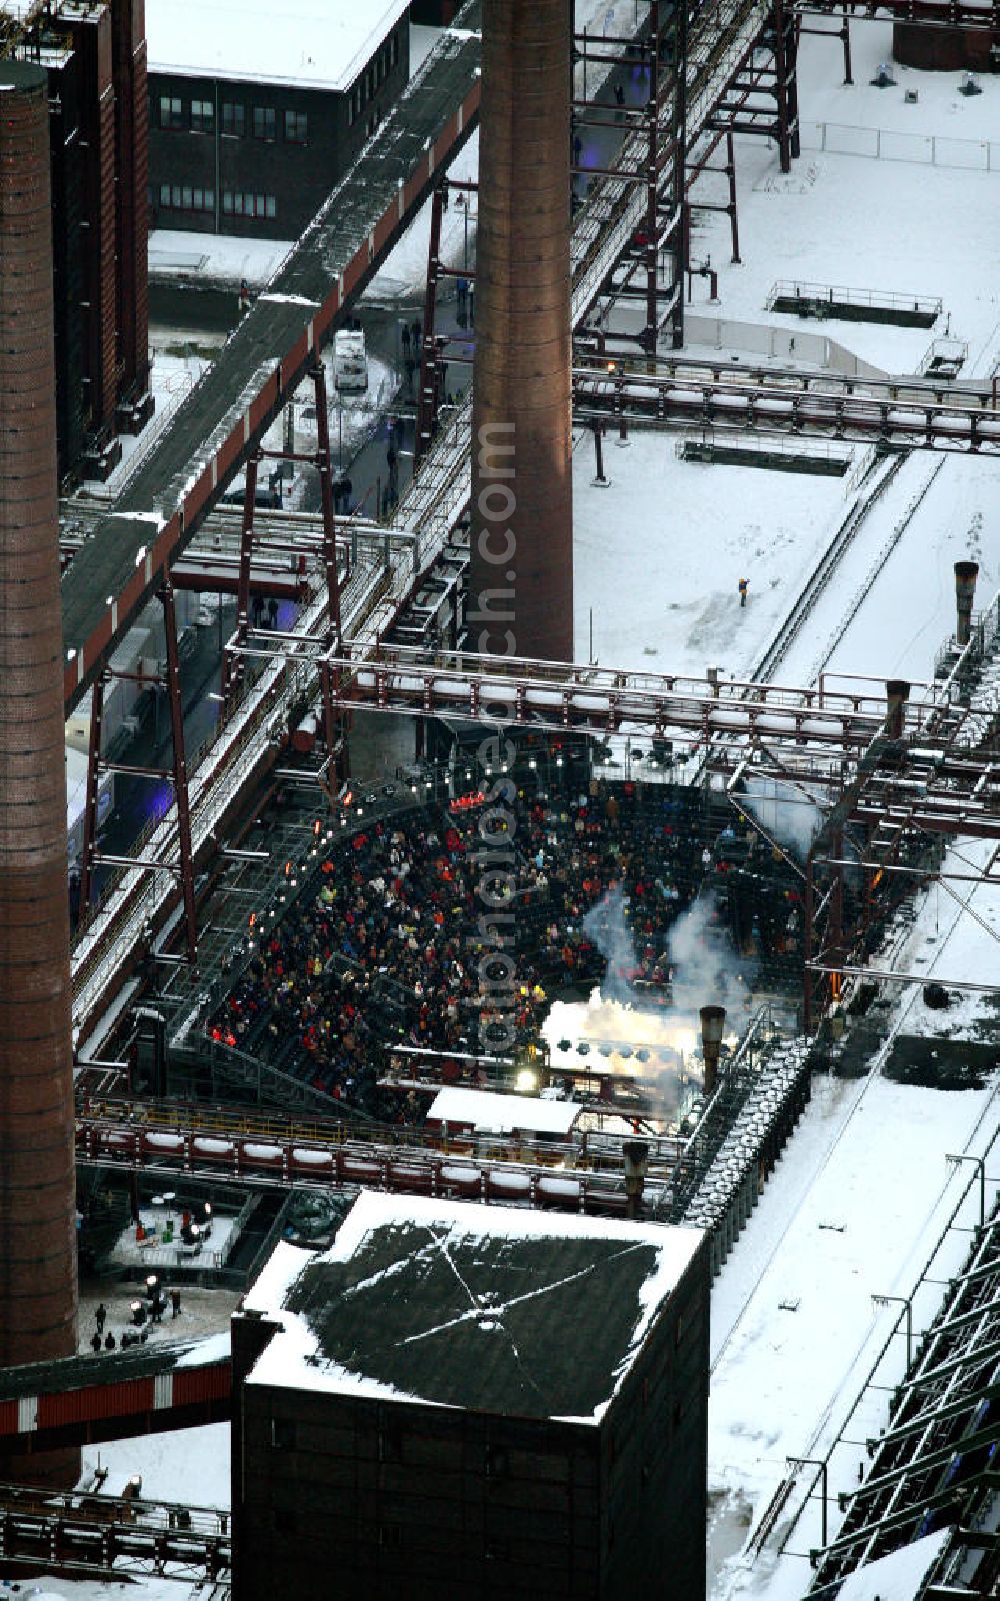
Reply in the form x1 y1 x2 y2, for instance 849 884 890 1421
685 314 887 381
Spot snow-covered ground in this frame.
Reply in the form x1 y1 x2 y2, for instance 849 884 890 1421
78 1423 232 1513
577 21 1000 690
709 833 1000 1600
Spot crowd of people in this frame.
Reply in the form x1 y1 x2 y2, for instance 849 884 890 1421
207 775 802 1123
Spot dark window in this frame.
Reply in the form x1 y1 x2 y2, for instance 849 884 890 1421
222 101 245 137
190 98 213 132
159 95 184 130
270 1417 296 1449
273 1507 297 1534
390 30 399 68
253 105 276 141
378 1422 401 1462
159 182 171 206
284 109 307 143
378 1524 402 1550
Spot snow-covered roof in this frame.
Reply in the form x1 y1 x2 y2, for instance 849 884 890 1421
426 1085 581 1135
835 1528 952 1601
146 0 410 93
242 1192 705 1423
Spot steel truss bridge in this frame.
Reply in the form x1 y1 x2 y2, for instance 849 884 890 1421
0 1480 230 1584
574 357 1000 455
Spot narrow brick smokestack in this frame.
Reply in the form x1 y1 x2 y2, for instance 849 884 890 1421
469 0 574 664
0 60 79 1482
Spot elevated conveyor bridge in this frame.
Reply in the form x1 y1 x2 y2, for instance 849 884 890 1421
61 5 483 716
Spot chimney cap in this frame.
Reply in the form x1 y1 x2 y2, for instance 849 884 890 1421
700 1005 727 1044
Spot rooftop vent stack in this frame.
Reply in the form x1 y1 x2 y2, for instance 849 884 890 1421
469 0 574 663
0 61 79 1486
954 560 979 647
885 679 910 741
623 1140 650 1220
699 1006 727 1097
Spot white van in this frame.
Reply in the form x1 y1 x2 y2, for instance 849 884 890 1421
334 328 368 393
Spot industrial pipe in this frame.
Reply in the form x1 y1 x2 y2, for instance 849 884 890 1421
700 1006 727 1096
623 1139 650 1221
954 560 979 647
885 679 910 741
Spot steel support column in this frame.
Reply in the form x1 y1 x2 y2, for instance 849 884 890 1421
414 185 447 467
803 850 815 1033
313 359 349 783
645 0 661 364
78 669 106 916
221 453 260 713
670 0 688 348
727 132 741 263
160 581 198 965
773 0 800 171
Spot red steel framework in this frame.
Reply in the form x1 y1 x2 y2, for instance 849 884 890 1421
77 580 198 965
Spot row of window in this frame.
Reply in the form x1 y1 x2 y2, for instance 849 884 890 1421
223 190 277 219
155 184 277 220
347 28 400 126
157 95 307 144
158 182 214 212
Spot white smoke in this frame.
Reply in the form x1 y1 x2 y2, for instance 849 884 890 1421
739 776 824 863
666 894 755 1037
543 882 754 1127
581 884 635 1003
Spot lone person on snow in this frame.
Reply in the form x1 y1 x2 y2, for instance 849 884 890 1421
738 576 749 608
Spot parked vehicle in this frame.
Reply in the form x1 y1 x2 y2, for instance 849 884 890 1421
334 328 368 393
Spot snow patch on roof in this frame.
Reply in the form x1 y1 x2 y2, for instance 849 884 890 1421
147 0 409 93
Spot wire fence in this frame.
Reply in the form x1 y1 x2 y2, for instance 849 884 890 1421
799 121 1000 174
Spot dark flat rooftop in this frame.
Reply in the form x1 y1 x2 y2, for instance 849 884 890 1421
247 1193 703 1421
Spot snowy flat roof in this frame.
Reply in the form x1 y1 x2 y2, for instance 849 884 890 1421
146 0 410 93
426 1086 580 1136
243 1192 704 1423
